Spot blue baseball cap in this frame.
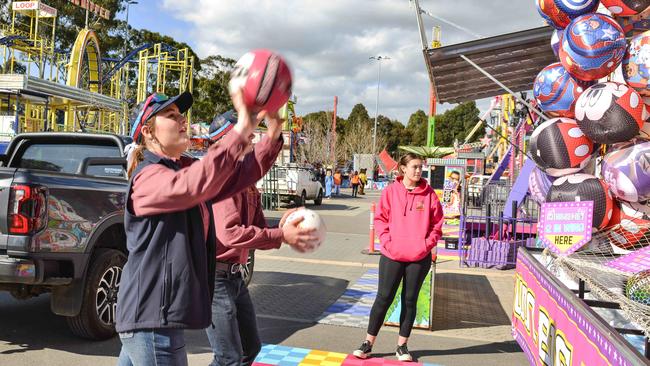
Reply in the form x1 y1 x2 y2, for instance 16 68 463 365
130 91 193 143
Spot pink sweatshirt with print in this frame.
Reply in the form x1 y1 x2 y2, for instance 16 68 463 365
374 176 444 262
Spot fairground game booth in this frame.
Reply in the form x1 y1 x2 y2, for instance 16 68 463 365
414 0 650 363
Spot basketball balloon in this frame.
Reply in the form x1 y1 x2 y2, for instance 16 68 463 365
229 49 292 113
534 62 589 118
529 118 595 177
536 0 600 29
574 82 645 144
601 0 650 16
560 13 626 81
547 174 615 229
624 31 650 96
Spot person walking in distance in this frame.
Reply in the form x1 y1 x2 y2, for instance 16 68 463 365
350 171 360 197
359 169 367 195
115 89 281 366
324 169 334 199
333 170 342 196
353 153 444 362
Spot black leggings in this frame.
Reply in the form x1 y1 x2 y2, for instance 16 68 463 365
367 254 432 337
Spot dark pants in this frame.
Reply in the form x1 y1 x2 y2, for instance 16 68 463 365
205 272 261 366
352 184 359 197
367 254 432 337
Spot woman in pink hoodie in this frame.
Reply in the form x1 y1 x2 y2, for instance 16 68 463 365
353 153 443 362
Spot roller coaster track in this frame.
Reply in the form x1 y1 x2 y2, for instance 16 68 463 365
100 43 177 85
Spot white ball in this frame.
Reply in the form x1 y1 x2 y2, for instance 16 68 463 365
282 209 326 252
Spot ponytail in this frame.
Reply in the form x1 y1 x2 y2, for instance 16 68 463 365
127 144 147 178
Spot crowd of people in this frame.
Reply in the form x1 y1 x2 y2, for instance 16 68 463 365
116 89 443 365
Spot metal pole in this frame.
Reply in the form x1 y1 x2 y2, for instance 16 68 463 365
373 60 381 155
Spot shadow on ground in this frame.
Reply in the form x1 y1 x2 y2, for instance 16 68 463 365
371 340 522 359
432 273 510 330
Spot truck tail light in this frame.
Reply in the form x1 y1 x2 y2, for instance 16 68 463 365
8 185 47 235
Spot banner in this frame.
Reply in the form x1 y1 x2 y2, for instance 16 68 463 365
538 201 593 256
512 251 645 365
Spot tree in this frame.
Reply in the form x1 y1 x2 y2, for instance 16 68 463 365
297 112 332 165
434 101 480 146
406 110 428 146
337 117 386 163
192 55 236 122
377 116 410 158
347 103 371 127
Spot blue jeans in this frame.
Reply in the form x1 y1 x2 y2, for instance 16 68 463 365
205 272 261 366
117 328 187 366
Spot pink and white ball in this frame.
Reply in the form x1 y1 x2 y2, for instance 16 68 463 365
574 82 645 144
282 209 326 252
229 49 292 113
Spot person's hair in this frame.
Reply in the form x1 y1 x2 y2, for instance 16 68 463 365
450 170 460 178
127 119 156 178
398 153 423 176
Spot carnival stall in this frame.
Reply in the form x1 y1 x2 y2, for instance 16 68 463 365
414 0 650 362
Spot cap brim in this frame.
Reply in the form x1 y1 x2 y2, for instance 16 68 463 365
155 91 194 117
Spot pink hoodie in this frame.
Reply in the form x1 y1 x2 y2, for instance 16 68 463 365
375 176 444 262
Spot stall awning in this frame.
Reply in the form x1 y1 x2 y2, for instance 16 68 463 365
425 26 556 104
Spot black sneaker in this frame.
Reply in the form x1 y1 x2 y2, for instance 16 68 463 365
396 344 412 362
353 340 373 359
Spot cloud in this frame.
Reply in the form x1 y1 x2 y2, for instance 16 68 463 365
162 0 543 123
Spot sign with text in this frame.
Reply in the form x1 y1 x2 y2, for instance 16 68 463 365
12 1 57 17
513 252 644 365
605 245 650 273
538 201 593 256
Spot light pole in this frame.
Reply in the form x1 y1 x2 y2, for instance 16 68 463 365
121 0 138 135
369 55 390 156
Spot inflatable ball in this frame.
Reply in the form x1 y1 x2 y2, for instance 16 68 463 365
536 0 600 29
534 62 589 118
547 174 615 229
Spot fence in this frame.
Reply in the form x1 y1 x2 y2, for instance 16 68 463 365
460 182 539 269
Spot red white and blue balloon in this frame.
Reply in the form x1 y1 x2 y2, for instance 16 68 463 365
624 30 650 96
602 138 650 202
534 62 588 117
551 29 564 57
559 13 627 81
601 0 650 16
536 0 600 29
574 82 645 144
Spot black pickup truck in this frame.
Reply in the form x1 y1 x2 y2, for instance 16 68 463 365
0 132 129 340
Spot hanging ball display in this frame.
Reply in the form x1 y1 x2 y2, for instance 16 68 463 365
559 13 627 81
602 138 650 202
607 202 650 253
547 174 614 229
534 62 588 118
536 0 600 29
624 31 650 96
625 270 650 306
574 82 645 144
551 29 564 57
528 166 556 204
601 0 650 16
529 118 595 177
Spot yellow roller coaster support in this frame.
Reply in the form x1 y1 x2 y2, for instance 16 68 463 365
64 29 102 131
137 44 194 124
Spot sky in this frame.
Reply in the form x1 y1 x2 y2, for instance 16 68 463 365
123 1 545 124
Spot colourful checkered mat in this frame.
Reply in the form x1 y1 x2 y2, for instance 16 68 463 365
317 269 378 328
253 344 443 366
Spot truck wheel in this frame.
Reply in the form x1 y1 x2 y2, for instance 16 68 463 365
314 189 323 205
242 250 255 286
66 248 126 340
297 190 307 206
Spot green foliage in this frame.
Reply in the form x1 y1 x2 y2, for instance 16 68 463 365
406 110 428 146
192 55 236 122
434 101 480 146
347 103 371 128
